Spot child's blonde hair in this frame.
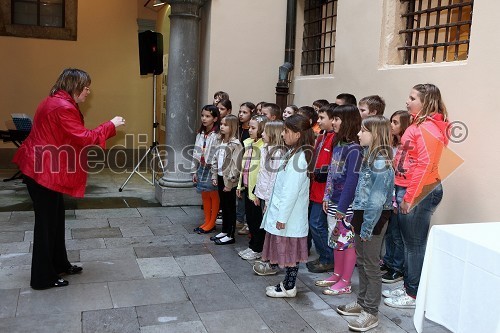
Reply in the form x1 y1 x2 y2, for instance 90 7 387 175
263 121 284 147
250 115 268 139
361 115 393 166
412 83 448 125
221 114 239 141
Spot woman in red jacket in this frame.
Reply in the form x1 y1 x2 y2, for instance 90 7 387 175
13 68 125 290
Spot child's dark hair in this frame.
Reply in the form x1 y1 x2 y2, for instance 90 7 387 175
214 91 229 100
359 95 386 116
331 104 361 146
261 102 282 120
297 106 319 125
283 114 315 174
198 104 220 134
317 103 339 119
390 110 411 147
336 93 357 106
313 99 329 109
218 98 232 111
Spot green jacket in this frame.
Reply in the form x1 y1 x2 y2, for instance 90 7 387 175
238 137 264 201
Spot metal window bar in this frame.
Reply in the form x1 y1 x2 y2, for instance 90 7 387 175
301 0 338 75
11 0 65 28
399 0 473 64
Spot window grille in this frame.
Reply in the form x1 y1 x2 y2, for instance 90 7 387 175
301 0 338 75
399 0 473 64
12 0 65 28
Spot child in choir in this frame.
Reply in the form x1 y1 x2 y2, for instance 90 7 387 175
261 102 282 121
213 91 229 106
261 114 314 298
236 115 268 257
210 115 243 244
306 103 338 273
335 93 357 106
336 116 394 332
312 99 329 113
358 95 386 119
249 121 287 274
298 106 320 135
216 99 232 119
282 105 298 120
381 110 410 284
192 105 221 234
319 104 362 295
255 101 266 115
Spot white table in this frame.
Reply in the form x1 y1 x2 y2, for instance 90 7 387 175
414 222 500 333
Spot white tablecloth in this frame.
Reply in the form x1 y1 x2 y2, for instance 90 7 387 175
414 222 500 333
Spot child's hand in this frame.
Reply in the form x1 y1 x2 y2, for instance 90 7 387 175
400 201 411 214
276 221 285 230
212 179 217 186
322 201 328 214
335 211 345 220
192 174 198 183
253 197 260 206
223 186 231 192
236 189 242 198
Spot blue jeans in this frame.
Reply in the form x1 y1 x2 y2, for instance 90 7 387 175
308 202 333 264
383 210 404 273
397 183 443 297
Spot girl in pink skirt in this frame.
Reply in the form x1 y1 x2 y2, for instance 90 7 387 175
261 114 314 298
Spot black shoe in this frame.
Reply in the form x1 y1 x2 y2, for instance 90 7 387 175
65 265 83 275
193 227 203 233
306 258 320 269
382 269 404 283
307 261 334 273
380 263 390 273
214 237 235 245
32 278 69 290
197 227 216 234
210 233 226 241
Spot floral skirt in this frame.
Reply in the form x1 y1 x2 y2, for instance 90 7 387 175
327 202 354 250
261 232 309 268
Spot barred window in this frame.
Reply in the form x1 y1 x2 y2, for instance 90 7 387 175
399 0 473 64
301 0 338 75
12 0 65 28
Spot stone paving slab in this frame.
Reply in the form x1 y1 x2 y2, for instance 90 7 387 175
66 218 110 229
108 216 171 227
82 307 140 333
200 308 271 333
0 241 30 255
80 247 137 262
0 212 12 222
149 224 189 236
141 321 207 333
237 281 292 314
16 283 113 316
72 227 123 239
68 259 143 284
259 308 315 333
136 257 183 279
167 244 210 257
0 313 82 333
0 265 31 289
104 235 189 248
0 220 34 231
181 273 251 313
175 254 224 276
137 207 186 218
298 309 350 333
65 238 106 251
0 288 19 319
119 225 154 237
0 252 31 266
108 277 188 308
75 208 141 219
136 301 200 327
0 231 24 243
133 245 172 258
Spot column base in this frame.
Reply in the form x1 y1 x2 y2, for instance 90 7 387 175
155 181 201 206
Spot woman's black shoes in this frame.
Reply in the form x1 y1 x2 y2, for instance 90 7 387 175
53 278 69 287
197 227 216 234
193 227 203 233
65 265 83 275
210 234 226 241
214 237 235 245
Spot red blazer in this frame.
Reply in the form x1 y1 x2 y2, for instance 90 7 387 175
13 90 116 197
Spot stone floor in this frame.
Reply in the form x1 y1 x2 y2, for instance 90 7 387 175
0 169 451 333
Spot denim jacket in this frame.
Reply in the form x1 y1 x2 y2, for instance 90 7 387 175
352 154 394 240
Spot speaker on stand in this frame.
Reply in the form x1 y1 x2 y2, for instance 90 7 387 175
119 31 165 192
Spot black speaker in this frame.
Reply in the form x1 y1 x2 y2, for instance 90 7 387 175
138 31 163 75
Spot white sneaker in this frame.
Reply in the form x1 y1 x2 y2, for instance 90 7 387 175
238 248 252 257
348 310 379 331
253 261 279 276
382 285 406 298
384 292 416 309
241 250 262 260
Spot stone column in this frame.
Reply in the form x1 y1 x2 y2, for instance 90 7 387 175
156 0 206 205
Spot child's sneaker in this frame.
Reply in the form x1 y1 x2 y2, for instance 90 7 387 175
348 310 379 331
336 301 363 316
237 224 249 235
236 220 245 229
241 249 261 260
384 292 416 309
382 285 405 298
238 248 252 257
253 261 279 276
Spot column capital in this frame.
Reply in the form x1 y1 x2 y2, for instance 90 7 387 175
166 0 208 16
